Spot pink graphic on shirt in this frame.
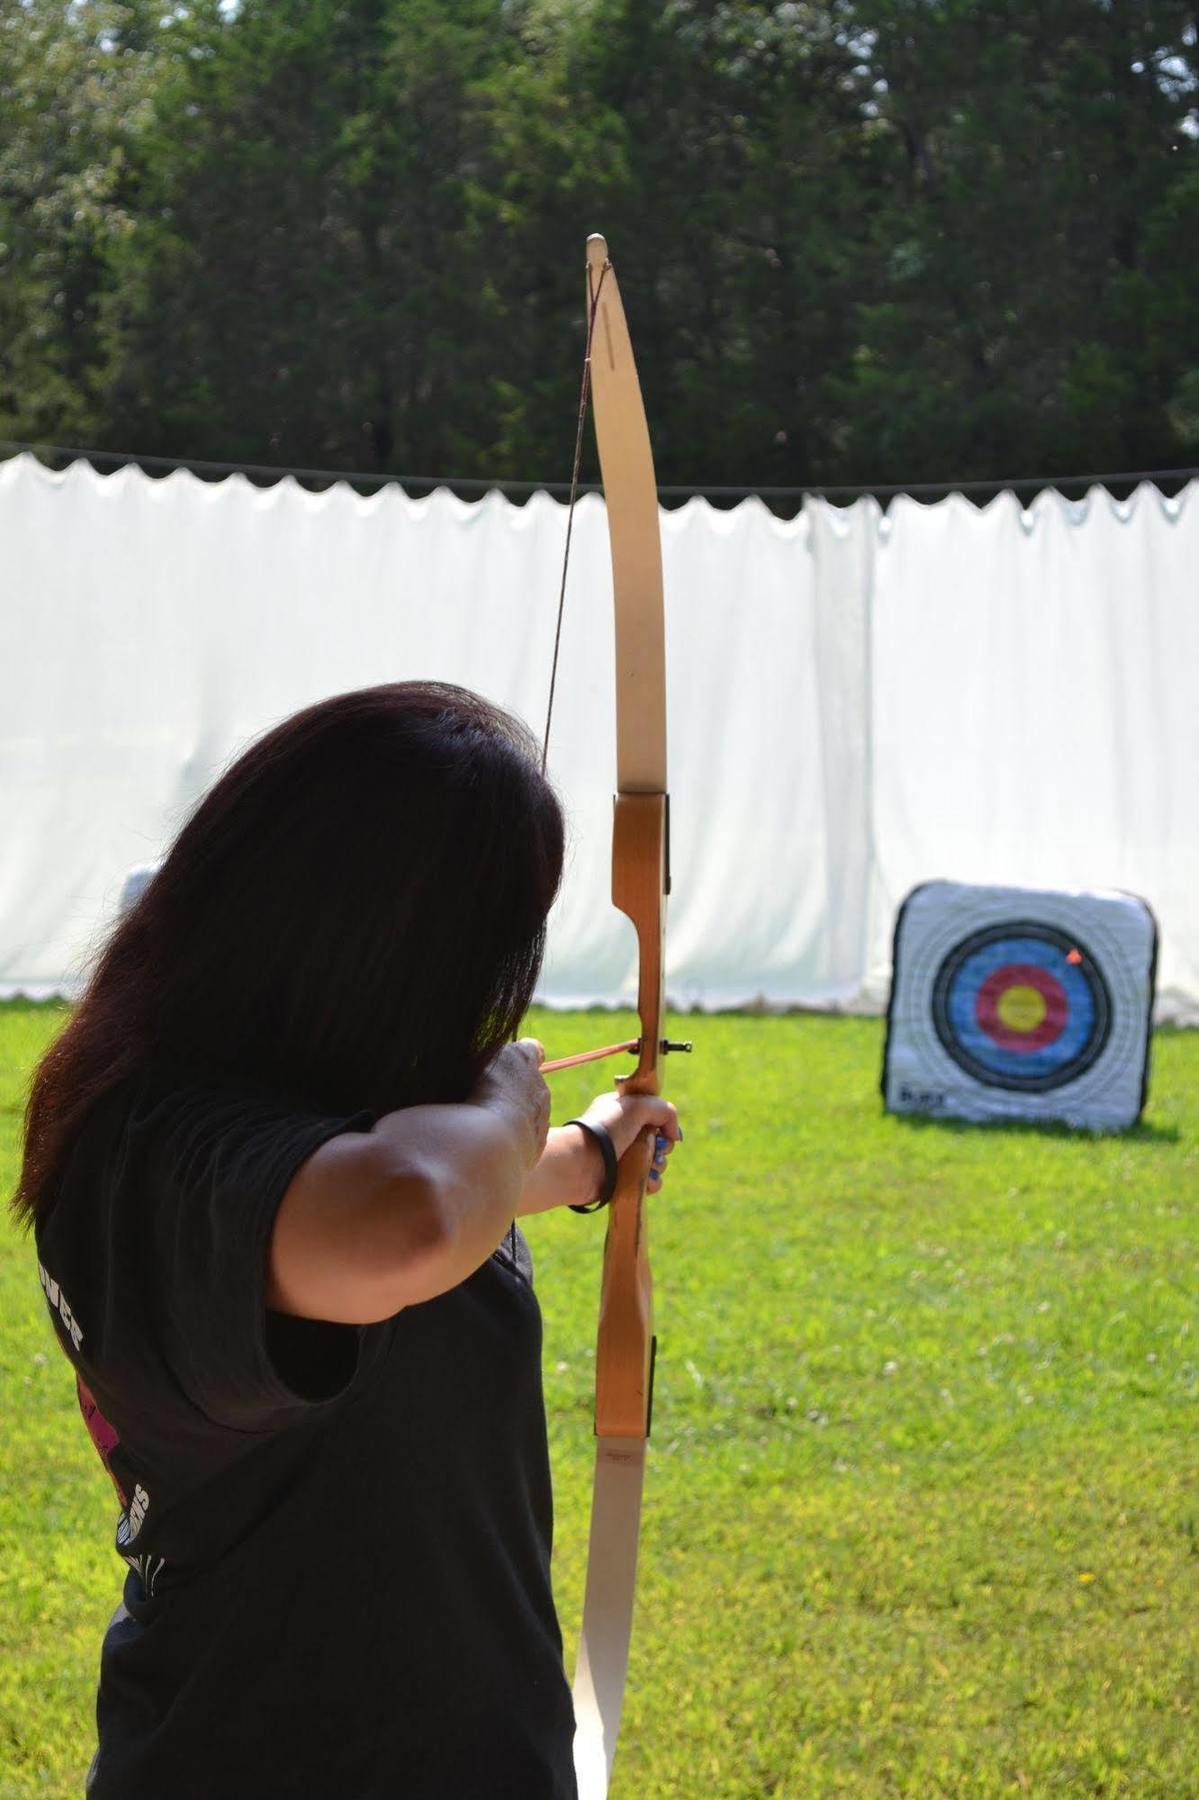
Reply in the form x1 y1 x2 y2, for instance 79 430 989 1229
76 1376 128 1506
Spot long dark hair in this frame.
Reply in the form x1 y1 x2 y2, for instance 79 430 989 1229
14 683 563 1226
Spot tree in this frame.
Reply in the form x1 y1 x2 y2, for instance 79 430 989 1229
101 0 516 473
837 0 1199 481
2 0 1196 488
0 0 155 443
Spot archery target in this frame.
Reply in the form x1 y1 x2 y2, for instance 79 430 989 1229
883 883 1156 1131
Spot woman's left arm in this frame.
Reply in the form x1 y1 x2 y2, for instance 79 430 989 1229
518 1093 681 1217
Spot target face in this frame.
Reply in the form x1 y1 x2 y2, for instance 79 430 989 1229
931 922 1112 1092
883 883 1156 1131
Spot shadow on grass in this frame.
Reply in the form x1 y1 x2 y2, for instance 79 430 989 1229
884 1109 1181 1146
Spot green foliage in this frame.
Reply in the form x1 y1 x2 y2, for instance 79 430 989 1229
842 0 1199 480
3 1000 1196 1795
1 2 1197 487
0 1 153 442
96 0 518 469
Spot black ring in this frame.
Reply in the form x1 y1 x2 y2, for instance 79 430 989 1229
565 1119 618 1213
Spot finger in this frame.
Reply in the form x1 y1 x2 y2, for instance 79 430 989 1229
630 1098 681 1142
515 1037 546 1066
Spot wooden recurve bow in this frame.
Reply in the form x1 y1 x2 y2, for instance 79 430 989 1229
569 232 675 1800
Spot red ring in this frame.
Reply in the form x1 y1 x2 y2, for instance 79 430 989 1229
975 963 1067 1052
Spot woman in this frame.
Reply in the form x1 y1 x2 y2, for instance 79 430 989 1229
15 682 680 1800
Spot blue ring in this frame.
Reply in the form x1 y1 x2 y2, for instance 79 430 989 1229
931 922 1112 1092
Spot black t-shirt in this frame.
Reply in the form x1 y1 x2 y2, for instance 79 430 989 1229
34 1067 577 1799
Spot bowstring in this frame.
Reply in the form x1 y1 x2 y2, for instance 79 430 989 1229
541 259 609 773
514 260 610 1270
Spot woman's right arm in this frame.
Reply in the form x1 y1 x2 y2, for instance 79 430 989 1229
266 1042 549 1326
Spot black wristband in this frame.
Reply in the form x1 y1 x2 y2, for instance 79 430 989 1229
565 1119 618 1213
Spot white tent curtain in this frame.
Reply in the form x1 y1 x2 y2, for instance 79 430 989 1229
1 452 1194 1022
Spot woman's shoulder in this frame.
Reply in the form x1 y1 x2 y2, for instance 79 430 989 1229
34 1058 375 1421
43 1059 367 1241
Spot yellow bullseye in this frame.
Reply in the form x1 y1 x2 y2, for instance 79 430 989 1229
995 984 1047 1035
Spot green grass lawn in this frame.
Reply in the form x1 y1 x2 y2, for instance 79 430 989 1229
2 1001 1196 1798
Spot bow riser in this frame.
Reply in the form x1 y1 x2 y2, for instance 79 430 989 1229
610 792 666 1095
592 1146 655 1440
594 790 667 1441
